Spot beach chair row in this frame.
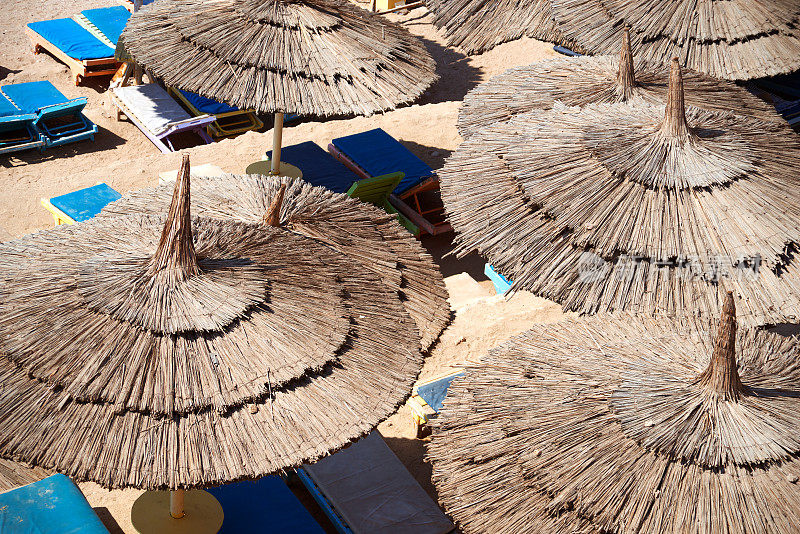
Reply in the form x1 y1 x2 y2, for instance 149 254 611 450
25 6 262 141
0 81 96 156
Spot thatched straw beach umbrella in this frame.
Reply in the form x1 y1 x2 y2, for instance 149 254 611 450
428 293 800 533
0 155 424 531
440 59 800 327
426 0 576 55
98 172 450 350
458 31 782 138
120 0 437 176
551 0 800 80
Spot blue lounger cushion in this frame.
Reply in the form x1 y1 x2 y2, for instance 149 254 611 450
206 477 324 534
50 184 121 222
81 6 131 44
267 141 361 194
0 474 109 534
417 371 465 413
178 89 239 114
27 19 115 60
2 81 72 114
331 128 434 195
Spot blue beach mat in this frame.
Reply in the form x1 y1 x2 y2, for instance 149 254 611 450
27 19 114 60
206 477 324 534
331 128 434 194
49 184 121 223
268 141 361 194
81 6 131 44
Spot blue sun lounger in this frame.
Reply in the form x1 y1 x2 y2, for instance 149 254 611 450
408 369 465 437
328 128 450 235
41 183 121 225
25 18 119 85
206 477 324 534
169 88 263 138
484 263 512 295
0 474 109 534
2 81 97 148
257 141 418 234
0 93 45 156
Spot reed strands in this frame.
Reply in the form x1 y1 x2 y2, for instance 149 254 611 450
0 460 49 492
551 0 800 80
426 0 578 55
120 0 437 116
458 39 782 138
440 64 800 327
428 309 800 533
0 161 425 489
98 174 450 351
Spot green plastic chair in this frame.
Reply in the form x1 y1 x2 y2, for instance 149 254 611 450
347 172 420 236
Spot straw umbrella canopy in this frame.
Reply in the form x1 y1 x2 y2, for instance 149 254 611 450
0 460 49 492
97 172 450 350
551 0 800 80
458 30 783 138
440 59 800 327
428 293 800 533
426 0 577 55
120 0 437 175
0 156 423 507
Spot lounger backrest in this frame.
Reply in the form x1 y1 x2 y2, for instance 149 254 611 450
347 172 404 206
81 6 131 44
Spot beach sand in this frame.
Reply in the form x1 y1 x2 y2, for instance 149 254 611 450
0 1 566 531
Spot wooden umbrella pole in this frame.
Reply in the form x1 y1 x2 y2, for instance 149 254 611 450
264 183 287 226
270 113 284 176
170 489 185 519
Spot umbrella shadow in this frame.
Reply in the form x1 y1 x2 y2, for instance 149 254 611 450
0 126 128 168
93 507 125 534
395 139 452 170
416 36 482 106
0 66 22 82
768 323 800 337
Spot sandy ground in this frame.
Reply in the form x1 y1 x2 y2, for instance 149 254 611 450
0 1 566 532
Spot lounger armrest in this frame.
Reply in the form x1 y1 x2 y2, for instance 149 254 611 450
156 114 216 136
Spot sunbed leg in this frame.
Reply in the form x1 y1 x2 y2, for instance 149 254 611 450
74 75 82 87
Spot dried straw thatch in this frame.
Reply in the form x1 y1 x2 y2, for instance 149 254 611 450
0 156 424 490
98 173 450 350
119 0 437 116
440 59 800 327
428 293 800 533
458 31 782 138
426 0 577 56
0 460 49 492
551 0 800 80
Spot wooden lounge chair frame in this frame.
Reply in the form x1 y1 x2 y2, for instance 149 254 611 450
328 143 452 237
347 172 420 236
168 87 264 138
109 87 215 153
25 26 120 86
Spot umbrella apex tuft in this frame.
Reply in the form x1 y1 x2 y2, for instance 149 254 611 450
149 154 200 281
661 58 691 140
616 27 636 99
264 183 287 227
697 292 745 399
